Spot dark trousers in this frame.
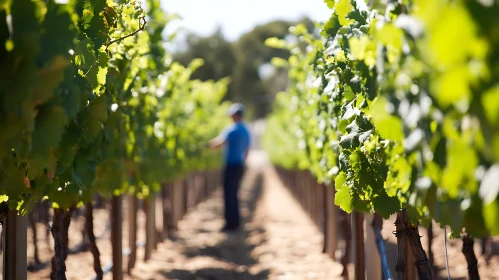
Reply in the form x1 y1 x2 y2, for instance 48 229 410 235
223 164 244 228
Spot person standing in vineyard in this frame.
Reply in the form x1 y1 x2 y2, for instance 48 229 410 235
208 103 251 231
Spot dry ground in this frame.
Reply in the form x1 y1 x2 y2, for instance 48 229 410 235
26 151 498 280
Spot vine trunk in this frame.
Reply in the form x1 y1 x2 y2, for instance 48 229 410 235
462 233 480 280
394 209 433 280
85 202 103 279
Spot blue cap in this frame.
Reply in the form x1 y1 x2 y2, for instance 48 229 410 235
227 103 244 116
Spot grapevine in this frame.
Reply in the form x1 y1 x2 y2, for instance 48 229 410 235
0 0 229 277
264 0 499 240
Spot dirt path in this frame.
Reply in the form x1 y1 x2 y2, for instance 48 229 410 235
127 151 343 280
26 150 499 280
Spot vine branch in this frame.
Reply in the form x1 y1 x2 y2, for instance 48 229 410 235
105 17 147 51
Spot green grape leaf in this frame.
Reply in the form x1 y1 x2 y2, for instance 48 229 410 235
265 37 287 49
348 9 367 25
335 184 353 213
376 23 403 50
371 96 404 142
62 86 83 119
482 86 499 125
334 0 353 26
373 192 401 219
462 197 488 237
425 5 477 67
0 156 27 203
483 199 499 235
89 95 108 122
98 50 109 67
97 66 107 85
323 15 341 37
82 1 95 29
348 36 376 66
271 57 288 68
432 66 471 107
31 106 69 159
349 36 369 61
324 0 335 9
39 1 77 65
334 172 354 212
32 56 70 105
441 137 478 198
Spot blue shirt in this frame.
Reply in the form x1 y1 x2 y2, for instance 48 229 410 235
220 122 251 165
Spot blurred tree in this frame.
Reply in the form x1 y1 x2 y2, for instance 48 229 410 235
173 17 314 119
174 28 237 85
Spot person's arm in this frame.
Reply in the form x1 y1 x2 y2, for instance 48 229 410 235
208 135 226 149
207 128 229 149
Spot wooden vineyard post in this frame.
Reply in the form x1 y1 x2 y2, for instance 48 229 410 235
161 183 169 239
294 171 299 204
339 211 352 277
190 174 196 206
155 193 162 246
316 180 324 235
310 174 317 224
183 179 188 218
292 170 297 200
352 211 365 280
208 171 213 194
322 183 327 254
300 172 304 212
171 180 179 230
2 210 28 280
166 182 175 235
202 172 209 200
214 170 220 193
111 195 123 280
144 194 156 261
172 179 184 229
298 171 303 206
323 184 338 259
365 214 381 280
318 182 324 231
300 171 305 209
304 172 309 213
194 174 199 204
198 173 205 203
127 195 137 274
183 176 189 212
186 175 192 211
306 173 310 216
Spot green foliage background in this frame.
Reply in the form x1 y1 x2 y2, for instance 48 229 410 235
0 0 229 214
173 18 315 119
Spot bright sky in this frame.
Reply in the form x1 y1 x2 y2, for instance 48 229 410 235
160 0 331 41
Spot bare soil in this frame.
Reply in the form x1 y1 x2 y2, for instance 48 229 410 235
25 151 499 280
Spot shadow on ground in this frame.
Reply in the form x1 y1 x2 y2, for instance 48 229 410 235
163 267 269 280
161 172 270 280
